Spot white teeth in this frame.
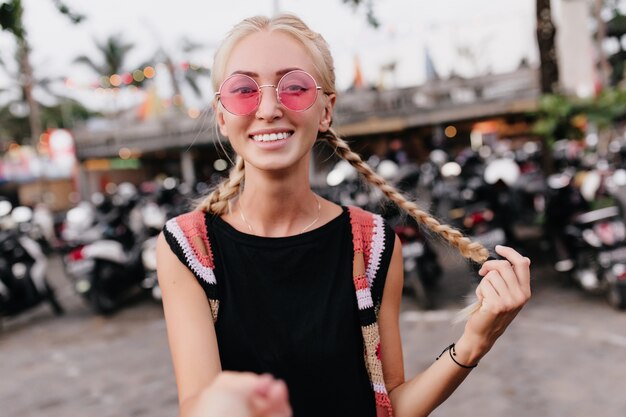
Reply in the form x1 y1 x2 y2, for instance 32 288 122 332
251 132 291 142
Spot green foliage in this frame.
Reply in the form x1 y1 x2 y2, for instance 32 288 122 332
0 0 24 39
41 98 96 129
0 0 83 39
532 94 582 148
75 34 135 77
532 88 626 148
0 98 97 143
342 0 379 28
0 103 28 141
51 0 84 24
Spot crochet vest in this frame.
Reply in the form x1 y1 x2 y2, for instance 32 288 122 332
163 206 394 417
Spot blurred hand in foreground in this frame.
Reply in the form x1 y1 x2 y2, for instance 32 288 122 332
198 371 292 417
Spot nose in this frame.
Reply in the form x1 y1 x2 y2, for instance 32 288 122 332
255 85 282 120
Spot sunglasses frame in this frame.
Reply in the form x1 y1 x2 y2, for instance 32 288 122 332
215 70 324 116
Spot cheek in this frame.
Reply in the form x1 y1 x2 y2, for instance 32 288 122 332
220 114 248 137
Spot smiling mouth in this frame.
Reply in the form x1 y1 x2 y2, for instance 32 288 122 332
250 131 294 142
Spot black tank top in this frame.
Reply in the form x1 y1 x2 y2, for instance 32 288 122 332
207 207 394 416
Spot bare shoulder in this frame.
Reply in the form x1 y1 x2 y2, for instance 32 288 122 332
156 230 212 315
156 232 179 282
156 231 200 290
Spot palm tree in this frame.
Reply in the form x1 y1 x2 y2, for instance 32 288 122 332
74 34 135 81
342 0 379 27
0 47 94 143
0 0 84 145
74 34 142 117
149 37 211 112
536 0 559 94
0 97 94 145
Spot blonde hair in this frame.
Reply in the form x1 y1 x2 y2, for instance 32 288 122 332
209 14 336 97
196 14 488 314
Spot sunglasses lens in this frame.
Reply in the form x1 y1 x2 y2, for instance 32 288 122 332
278 71 318 112
219 75 260 115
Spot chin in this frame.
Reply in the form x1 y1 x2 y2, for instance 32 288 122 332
247 153 310 174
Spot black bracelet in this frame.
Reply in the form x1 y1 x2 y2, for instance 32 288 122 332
436 343 478 369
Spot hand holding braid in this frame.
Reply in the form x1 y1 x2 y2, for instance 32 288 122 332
321 129 489 264
197 156 246 215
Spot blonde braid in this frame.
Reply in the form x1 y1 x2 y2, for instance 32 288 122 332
196 156 245 215
322 129 489 264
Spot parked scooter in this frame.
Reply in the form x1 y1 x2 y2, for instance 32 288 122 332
447 157 517 253
62 183 146 314
370 159 443 308
0 201 64 320
545 168 626 309
393 217 442 309
567 205 626 309
137 199 168 302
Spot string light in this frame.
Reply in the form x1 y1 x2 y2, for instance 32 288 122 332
444 125 457 138
109 74 122 87
62 61 209 92
143 66 156 79
132 70 145 82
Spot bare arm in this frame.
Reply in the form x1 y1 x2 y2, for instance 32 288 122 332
379 240 531 417
156 233 222 417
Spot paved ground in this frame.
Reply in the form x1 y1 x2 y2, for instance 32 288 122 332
2 241 626 417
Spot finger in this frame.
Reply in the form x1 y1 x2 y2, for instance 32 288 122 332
216 371 261 392
485 269 529 310
478 259 513 277
482 270 509 298
253 379 292 417
477 278 501 313
475 284 484 302
495 245 531 287
479 259 530 302
267 379 290 406
250 378 270 400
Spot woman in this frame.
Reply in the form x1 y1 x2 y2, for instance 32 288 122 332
157 14 531 417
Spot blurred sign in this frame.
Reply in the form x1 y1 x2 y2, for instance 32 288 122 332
1 145 39 182
84 158 141 171
47 129 77 178
49 129 76 162
0 130 77 182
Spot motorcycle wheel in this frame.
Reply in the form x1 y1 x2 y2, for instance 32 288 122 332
88 262 119 315
607 283 626 310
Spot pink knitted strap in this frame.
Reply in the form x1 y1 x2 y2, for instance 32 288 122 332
347 206 394 417
164 210 219 321
376 394 393 417
174 210 214 268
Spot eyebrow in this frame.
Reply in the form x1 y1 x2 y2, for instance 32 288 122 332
229 67 303 77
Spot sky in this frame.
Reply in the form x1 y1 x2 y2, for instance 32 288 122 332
0 0 537 111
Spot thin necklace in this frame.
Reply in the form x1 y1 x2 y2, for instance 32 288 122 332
238 195 322 235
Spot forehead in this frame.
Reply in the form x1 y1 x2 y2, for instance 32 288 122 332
224 31 317 78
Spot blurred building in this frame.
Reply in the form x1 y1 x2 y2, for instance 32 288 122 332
70 66 541 198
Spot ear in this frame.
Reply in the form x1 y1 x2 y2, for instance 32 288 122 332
319 93 336 133
214 102 228 137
